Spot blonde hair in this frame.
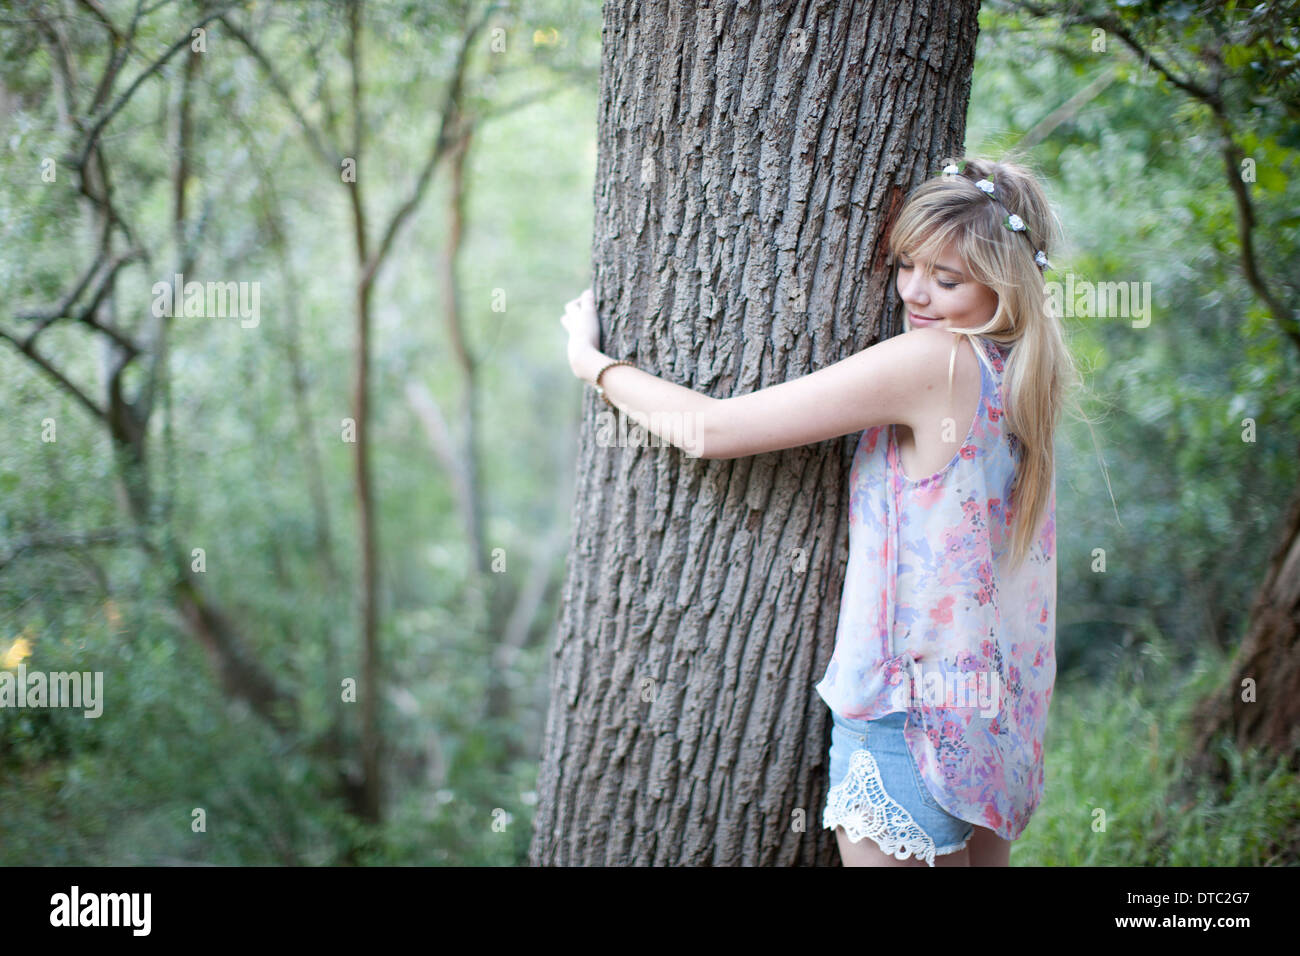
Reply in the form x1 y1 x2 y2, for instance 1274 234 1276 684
886 155 1085 570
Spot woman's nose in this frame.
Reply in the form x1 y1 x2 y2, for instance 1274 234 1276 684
900 273 928 305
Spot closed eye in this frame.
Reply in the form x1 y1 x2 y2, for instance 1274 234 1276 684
898 259 959 289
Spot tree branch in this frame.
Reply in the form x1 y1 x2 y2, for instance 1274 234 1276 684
1016 63 1117 150
0 528 137 575
0 327 108 423
1008 0 1218 104
1217 119 1300 353
15 247 145 356
31 9 79 127
303 18 343 146
216 13 338 169
140 42 201 428
74 1 246 171
474 78 587 125
499 518 570 658
363 2 502 284
345 0 370 272
75 148 150 267
405 380 476 531
75 0 123 44
82 0 131 116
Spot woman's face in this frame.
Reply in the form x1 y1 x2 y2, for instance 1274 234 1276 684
895 238 998 332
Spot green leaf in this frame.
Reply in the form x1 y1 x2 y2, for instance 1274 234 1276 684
1255 164 1287 192
1223 44 1253 69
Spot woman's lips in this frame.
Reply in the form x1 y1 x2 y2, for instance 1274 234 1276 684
909 312 940 326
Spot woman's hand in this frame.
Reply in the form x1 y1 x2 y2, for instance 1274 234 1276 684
561 288 603 383
561 288 601 350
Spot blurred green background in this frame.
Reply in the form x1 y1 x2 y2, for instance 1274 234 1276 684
1 0 1297 865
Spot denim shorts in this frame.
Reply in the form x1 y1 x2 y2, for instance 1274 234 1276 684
823 709 974 866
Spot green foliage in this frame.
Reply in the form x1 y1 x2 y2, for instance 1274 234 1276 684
973 1 1300 675
0 0 596 866
0 0 1295 866
1018 629 1300 865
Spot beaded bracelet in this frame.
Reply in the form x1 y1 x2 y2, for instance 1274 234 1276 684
593 359 635 409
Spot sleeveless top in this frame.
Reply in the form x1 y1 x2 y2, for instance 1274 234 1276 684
814 332 1057 842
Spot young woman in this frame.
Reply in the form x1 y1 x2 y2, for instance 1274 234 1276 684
559 157 1079 867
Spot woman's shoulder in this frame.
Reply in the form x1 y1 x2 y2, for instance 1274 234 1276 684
900 327 989 365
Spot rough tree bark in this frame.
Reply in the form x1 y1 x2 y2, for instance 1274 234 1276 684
1189 471 1300 782
531 0 981 866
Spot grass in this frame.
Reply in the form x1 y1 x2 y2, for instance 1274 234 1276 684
2 623 1295 865
1015 630 1300 866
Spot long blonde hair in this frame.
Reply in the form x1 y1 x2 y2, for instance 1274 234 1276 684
886 156 1082 570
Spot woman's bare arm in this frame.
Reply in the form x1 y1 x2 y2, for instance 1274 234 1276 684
570 344 717 458
571 329 959 461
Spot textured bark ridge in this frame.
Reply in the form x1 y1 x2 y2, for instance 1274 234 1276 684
1189 477 1300 784
531 0 980 866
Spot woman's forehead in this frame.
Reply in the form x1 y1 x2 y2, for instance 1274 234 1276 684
903 236 965 273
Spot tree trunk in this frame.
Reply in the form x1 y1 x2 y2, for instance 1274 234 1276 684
531 0 981 866
1188 467 1300 782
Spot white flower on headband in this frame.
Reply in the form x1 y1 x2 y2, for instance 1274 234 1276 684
975 179 995 194
1006 213 1026 231
942 163 960 176
1035 250 1050 269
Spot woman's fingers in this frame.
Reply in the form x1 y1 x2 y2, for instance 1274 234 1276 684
562 289 595 338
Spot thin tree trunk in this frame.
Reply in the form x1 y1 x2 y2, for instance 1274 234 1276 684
342 0 384 826
352 262 381 824
437 130 487 576
531 0 980 866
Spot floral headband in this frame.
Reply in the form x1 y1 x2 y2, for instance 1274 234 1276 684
937 161 1050 272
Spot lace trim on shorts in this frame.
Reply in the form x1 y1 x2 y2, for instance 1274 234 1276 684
822 747 967 867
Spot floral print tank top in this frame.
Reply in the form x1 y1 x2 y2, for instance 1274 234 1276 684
814 333 1057 842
